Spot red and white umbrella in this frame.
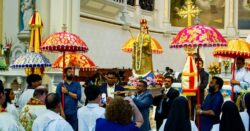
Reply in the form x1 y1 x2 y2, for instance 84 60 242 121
40 30 89 109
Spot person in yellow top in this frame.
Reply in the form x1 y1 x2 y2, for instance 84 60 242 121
132 19 154 81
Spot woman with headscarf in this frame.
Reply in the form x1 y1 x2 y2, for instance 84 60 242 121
211 101 245 131
159 96 198 131
240 92 250 131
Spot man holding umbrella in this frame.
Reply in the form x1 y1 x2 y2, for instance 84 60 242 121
56 67 81 131
231 57 250 102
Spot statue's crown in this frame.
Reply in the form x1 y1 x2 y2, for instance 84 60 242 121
140 19 147 25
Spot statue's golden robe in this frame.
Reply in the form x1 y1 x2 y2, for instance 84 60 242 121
132 33 153 76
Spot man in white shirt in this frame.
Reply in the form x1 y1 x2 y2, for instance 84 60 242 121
78 85 105 131
99 71 124 105
231 57 250 102
18 74 42 111
32 93 73 131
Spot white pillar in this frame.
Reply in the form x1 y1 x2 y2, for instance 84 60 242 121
226 0 237 37
228 0 234 28
163 0 170 24
135 0 140 18
153 0 160 28
49 0 64 33
40 0 80 35
162 0 171 31
71 0 80 34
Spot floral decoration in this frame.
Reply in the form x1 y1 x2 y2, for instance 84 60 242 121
208 62 221 76
222 60 230 73
128 76 156 86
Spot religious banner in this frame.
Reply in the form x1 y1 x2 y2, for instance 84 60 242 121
182 55 198 96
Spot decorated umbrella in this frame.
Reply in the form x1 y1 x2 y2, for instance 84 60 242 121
122 37 163 54
213 39 250 99
40 30 89 72
40 27 88 109
170 24 226 129
53 53 96 71
10 52 51 74
40 32 88 52
170 25 226 48
25 10 45 75
170 24 226 98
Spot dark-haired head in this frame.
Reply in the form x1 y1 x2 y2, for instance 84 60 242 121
64 67 74 81
138 80 147 88
85 85 101 102
165 76 174 83
208 76 223 94
106 71 118 86
236 57 245 70
195 58 204 69
212 76 224 89
26 74 42 88
2 89 14 108
0 80 3 95
33 88 48 103
107 71 118 78
0 84 5 106
64 67 73 74
45 93 61 112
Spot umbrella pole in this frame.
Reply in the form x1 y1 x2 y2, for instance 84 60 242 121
196 47 201 130
231 58 236 100
62 51 65 110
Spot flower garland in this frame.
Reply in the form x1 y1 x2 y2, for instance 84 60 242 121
135 34 144 71
128 76 156 86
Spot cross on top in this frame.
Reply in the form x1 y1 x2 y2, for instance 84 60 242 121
176 0 201 26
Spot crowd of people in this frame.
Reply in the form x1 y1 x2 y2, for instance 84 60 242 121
0 56 250 131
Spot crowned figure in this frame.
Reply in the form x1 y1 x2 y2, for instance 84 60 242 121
132 19 154 83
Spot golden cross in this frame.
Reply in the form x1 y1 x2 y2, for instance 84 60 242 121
176 0 201 26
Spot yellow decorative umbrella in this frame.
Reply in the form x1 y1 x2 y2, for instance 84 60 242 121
29 11 43 52
213 39 250 59
25 11 44 75
121 37 163 54
213 39 250 99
